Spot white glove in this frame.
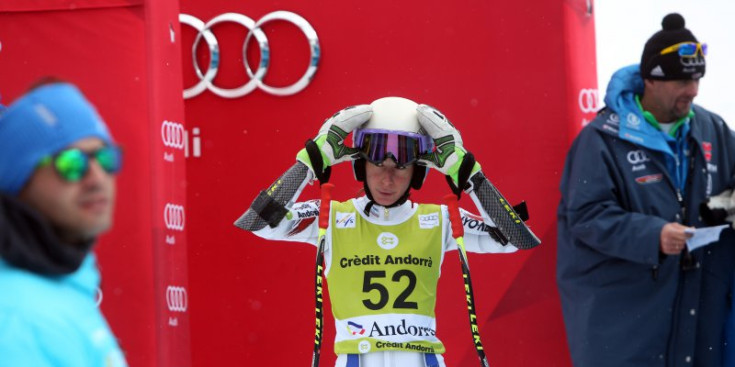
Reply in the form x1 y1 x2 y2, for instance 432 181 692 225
703 188 735 228
297 104 372 174
416 104 479 184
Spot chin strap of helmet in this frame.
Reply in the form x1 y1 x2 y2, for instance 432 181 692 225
362 180 411 216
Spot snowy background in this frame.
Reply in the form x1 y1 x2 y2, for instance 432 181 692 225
595 0 735 127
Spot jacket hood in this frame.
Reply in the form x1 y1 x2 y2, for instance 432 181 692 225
598 64 687 155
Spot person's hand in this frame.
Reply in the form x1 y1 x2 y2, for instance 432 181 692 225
416 104 478 184
297 104 372 174
659 222 694 255
701 188 735 229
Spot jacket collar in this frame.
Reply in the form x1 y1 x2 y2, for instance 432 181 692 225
354 196 415 222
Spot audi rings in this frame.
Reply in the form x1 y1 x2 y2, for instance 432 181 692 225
161 120 185 149
626 150 650 165
578 88 599 114
180 11 320 98
166 286 188 312
164 203 186 231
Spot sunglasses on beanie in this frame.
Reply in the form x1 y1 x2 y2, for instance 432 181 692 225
660 42 707 57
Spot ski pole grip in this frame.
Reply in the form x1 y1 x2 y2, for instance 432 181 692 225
444 194 464 238
319 183 335 229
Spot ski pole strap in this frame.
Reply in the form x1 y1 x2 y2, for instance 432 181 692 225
444 194 490 367
305 139 332 183
312 183 334 367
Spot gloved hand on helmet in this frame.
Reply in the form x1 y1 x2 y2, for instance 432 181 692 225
700 187 735 229
416 104 481 186
297 104 372 179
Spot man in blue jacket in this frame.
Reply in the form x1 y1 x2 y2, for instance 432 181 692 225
0 80 128 366
557 13 735 367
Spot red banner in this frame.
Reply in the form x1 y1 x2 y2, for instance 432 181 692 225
0 2 190 366
179 0 596 366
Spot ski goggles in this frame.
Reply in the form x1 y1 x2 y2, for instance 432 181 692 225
353 129 434 167
660 42 707 57
39 145 123 182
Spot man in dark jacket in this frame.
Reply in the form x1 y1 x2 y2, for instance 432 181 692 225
0 81 127 366
557 13 735 367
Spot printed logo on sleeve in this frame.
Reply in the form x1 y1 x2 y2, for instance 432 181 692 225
418 213 440 229
335 212 356 229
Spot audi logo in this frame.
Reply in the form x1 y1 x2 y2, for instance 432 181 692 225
161 120 185 149
166 286 188 312
164 203 186 231
626 150 650 165
578 88 599 114
180 11 320 99
681 55 705 67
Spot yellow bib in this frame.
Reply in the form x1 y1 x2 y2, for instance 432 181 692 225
328 200 446 355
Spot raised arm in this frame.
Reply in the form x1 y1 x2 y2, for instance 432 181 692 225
233 105 372 241
416 104 541 251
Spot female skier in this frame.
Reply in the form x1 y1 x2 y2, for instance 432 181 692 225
234 96 538 367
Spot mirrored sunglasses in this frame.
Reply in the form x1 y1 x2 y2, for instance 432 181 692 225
354 129 434 168
39 145 123 182
660 42 707 57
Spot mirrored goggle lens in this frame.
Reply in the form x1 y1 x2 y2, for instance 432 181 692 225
52 146 123 182
678 42 707 56
358 133 425 166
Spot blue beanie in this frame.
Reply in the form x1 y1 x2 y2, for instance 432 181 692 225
0 83 114 195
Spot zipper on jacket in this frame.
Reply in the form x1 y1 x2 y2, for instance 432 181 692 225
679 150 699 271
384 207 389 220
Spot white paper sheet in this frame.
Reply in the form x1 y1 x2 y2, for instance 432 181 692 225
685 225 729 251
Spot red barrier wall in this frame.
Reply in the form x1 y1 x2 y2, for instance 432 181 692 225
0 2 190 366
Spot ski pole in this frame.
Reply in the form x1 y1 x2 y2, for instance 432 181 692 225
312 183 334 367
444 193 490 367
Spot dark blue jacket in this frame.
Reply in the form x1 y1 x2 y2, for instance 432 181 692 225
557 65 735 367
727 276 735 367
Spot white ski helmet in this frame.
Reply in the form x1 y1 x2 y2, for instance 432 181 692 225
352 96 434 193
